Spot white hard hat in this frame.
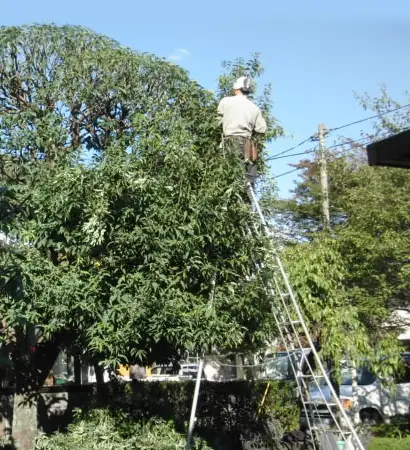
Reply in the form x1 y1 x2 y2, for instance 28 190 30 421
233 76 252 92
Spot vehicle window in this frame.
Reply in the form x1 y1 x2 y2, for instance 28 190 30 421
151 366 176 375
340 369 352 386
358 367 376 385
340 366 376 386
264 355 291 380
181 365 198 376
262 350 310 380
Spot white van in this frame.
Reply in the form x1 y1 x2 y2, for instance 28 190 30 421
301 353 410 428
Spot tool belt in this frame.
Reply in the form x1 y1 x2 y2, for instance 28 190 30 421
225 136 258 162
244 138 258 162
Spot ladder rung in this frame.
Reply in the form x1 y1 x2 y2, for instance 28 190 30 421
310 427 353 434
304 401 338 406
278 320 301 326
299 374 325 378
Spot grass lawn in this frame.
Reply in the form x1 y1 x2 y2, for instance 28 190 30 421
368 437 410 450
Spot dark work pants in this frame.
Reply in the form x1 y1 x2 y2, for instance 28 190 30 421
224 136 257 185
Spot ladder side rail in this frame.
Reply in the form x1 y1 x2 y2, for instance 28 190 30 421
260 265 322 446
266 271 347 444
274 254 364 450
255 224 349 441
269 279 348 447
269 305 319 450
251 238 320 442
272 277 349 440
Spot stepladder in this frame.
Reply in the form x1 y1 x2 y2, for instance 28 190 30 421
246 183 364 450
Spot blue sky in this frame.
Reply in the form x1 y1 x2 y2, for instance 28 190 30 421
3 0 410 197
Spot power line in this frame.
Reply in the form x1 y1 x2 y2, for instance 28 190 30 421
271 125 410 180
273 167 303 178
268 103 410 162
327 103 410 133
267 148 315 161
267 136 316 160
326 135 371 152
327 126 410 153
271 131 404 179
272 126 410 166
268 141 353 163
271 138 365 170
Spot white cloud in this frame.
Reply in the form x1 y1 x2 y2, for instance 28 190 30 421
168 48 190 61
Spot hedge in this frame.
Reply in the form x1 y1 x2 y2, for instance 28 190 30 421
94 379 300 449
0 380 299 450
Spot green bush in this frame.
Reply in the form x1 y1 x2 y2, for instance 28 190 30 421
100 380 299 447
0 380 297 450
0 380 301 450
31 380 298 449
35 409 211 450
368 437 410 450
371 417 410 439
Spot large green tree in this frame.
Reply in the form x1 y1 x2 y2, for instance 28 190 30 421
0 25 283 390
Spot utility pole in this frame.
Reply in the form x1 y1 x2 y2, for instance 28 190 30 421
318 124 339 419
318 123 330 230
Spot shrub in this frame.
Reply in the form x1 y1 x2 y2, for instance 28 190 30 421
371 417 410 439
35 409 211 450
98 380 300 449
32 379 299 450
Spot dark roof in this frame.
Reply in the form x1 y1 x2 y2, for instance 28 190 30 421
367 129 410 169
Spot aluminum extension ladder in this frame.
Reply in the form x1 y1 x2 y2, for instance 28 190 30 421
246 184 364 450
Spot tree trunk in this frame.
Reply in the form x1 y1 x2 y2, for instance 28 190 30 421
94 363 104 385
94 362 109 405
74 355 82 384
11 331 62 449
245 353 256 380
327 358 340 398
12 393 37 450
235 355 245 380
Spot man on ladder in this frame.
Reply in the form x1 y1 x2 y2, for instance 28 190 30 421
217 76 267 187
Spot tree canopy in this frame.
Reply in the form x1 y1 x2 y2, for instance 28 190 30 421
0 24 283 377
